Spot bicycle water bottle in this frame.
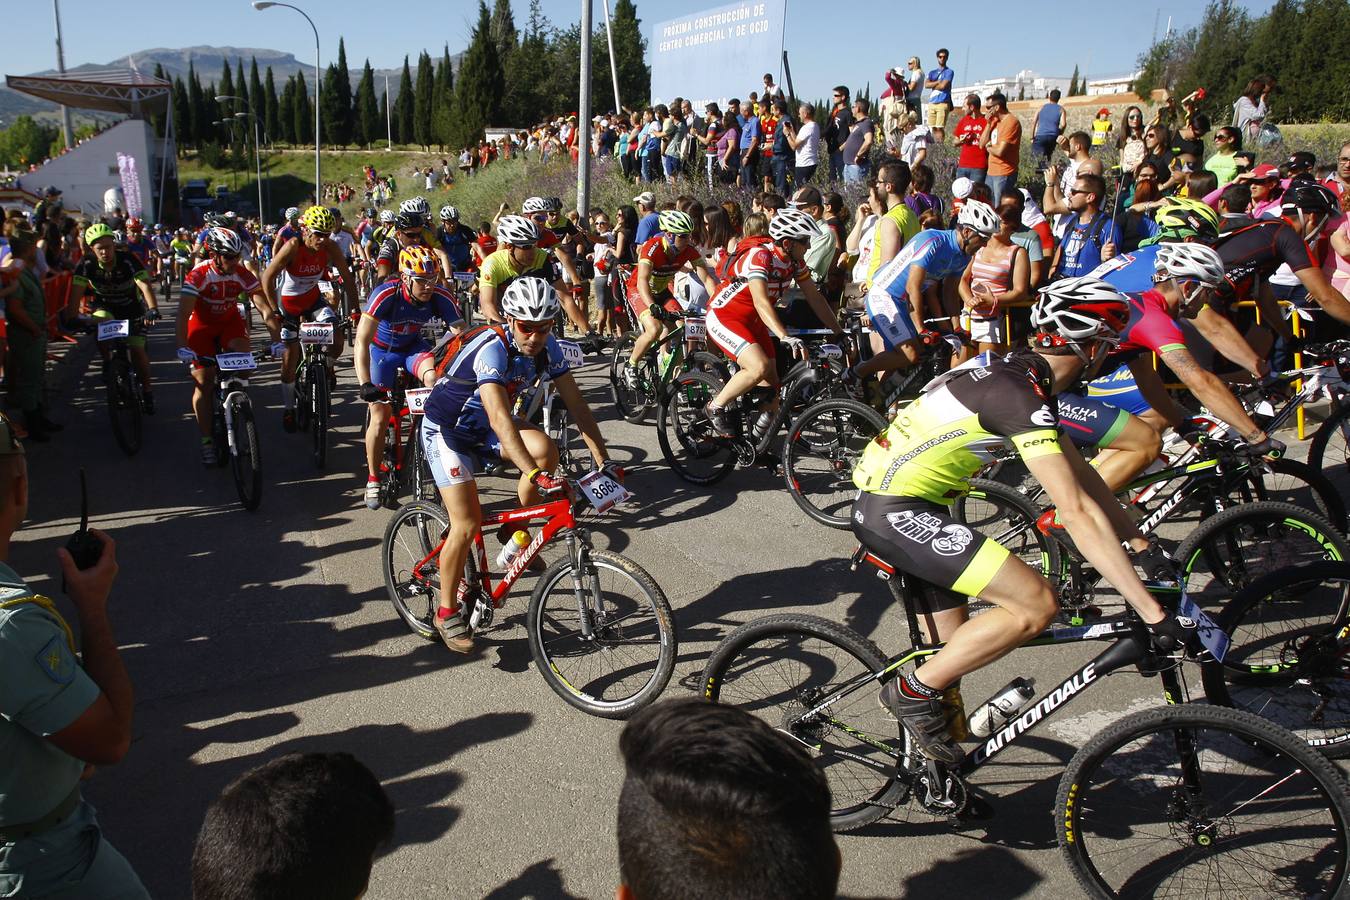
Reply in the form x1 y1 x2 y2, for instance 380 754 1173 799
496 530 530 569
967 677 1036 738
751 411 774 439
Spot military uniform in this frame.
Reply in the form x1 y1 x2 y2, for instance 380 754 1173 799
0 420 147 897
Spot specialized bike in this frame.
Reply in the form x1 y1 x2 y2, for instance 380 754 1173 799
382 471 677 718
195 350 270 511
95 316 147 456
293 318 349 470
701 549 1350 897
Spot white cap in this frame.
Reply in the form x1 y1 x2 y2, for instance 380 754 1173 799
633 191 655 206
951 177 974 200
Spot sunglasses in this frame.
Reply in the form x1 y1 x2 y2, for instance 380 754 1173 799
514 319 554 334
407 275 437 285
1069 188 1093 196
530 213 549 221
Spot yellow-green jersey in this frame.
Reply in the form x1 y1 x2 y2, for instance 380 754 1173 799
864 202 921 288
854 350 1063 503
478 247 554 292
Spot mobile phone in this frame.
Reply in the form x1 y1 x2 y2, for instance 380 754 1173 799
64 469 102 577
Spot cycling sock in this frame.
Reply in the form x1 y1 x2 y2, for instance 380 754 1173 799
281 381 296 409
435 606 457 620
899 671 943 701
366 474 378 483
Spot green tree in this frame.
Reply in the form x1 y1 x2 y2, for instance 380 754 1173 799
219 61 236 113
293 70 312 144
148 63 168 135
249 57 264 123
609 0 649 107
432 47 456 150
1068 65 1080 97
396 57 415 144
187 61 205 147
333 38 354 145
507 0 552 125
454 1 506 145
490 0 519 62
264 66 280 144
0 115 59 167
172 76 191 149
236 59 247 111
414 51 435 150
1286 0 1350 121
279 76 296 144
354 60 380 148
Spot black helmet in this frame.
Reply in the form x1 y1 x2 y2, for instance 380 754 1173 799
1282 183 1338 215
394 211 423 231
1285 151 1316 174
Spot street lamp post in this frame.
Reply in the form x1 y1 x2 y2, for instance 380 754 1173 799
251 1 320 203
217 94 267 226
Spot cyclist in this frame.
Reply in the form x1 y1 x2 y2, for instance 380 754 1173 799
620 210 719 389
702 208 842 436
849 200 1002 384
170 229 195 282
271 207 302 257
477 215 591 334
419 277 617 652
175 228 282 465
122 218 154 273
150 223 173 274
436 205 477 274
261 206 356 432
851 276 1192 763
521 197 592 326
355 246 466 510
69 223 161 414
375 198 448 281
366 209 396 257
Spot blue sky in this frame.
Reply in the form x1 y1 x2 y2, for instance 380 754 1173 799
6 0 1276 104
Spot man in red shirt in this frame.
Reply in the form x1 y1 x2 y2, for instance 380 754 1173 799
952 94 988 184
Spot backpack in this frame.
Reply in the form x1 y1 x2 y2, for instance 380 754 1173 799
714 235 773 283
429 324 546 382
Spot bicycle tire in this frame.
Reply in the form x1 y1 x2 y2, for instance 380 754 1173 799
294 361 312 432
1310 402 1350 511
782 398 886 528
378 410 401 510
527 549 676 718
701 613 909 832
1176 501 1350 619
1202 561 1350 759
105 358 142 456
954 479 1063 580
382 501 448 640
609 333 652 423
656 368 736 485
1228 457 1347 534
230 398 263 511
1056 703 1350 899
311 362 329 470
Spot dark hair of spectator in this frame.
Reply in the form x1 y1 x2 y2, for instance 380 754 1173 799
1077 172 1107 203
761 193 787 212
967 181 995 205
617 205 639 234
616 699 839 900
1221 182 1253 213
703 207 733 250
910 163 935 194
1217 126 1243 151
877 160 912 196
722 200 744 236
191 752 394 900
1049 88 1062 102
1186 170 1219 197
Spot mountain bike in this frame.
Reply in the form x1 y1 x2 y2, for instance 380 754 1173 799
701 550 1350 896
293 318 350 470
95 317 146 456
448 271 477 325
515 339 590 478
381 471 677 718
196 350 270 511
657 330 852 484
609 300 725 424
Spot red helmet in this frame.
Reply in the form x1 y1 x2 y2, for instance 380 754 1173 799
126 217 143 231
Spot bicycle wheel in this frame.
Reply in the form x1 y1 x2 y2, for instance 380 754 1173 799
294 361 312 432
1056 704 1350 899
1176 501 1350 619
782 398 886 528
1310 403 1350 513
1226 457 1347 534
701 613 909 832
609 334 652 423
527 549 676 718
953 479 1063 580
382 501 448 640
105 358 142 456
310 362 329 470
229 398 263 511
1203 562 1350 759
657 369 736 485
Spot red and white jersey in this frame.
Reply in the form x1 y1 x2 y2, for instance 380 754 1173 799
182 259 259 324
279 239 330 298
709 236 808 312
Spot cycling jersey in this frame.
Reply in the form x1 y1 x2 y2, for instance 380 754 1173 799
627 236 704 318
123 237 153 267
865 203 921 286
276 224 299 245
1054 212 1121 279
437 223 476 271
278 239 329 301
170 239 193 259
182 260 259 324
478 247 554 292
1089 243 1160 293
72 252 148 311
866 229 973 350
853 350 1062 503
366 225 393 249
330 230 356 260
376 229 438 267
362 279 464 351
422 327 571 447
706 237 808 359
1213 216 1315 306
1110 289 1187 360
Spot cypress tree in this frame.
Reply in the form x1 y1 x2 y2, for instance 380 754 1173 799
172 76 191 148
609 0 649 107
490 0 519 62
294 70 312 145
355 61 380 148
432 47 455 151
249 58 264 121
279 76 296 145
236 59 247 110
219 62 236 113
454 1 505 147
334 38 354 146
187 61 204 146
414 51 435 150
264 67 280 145
397 57 415 145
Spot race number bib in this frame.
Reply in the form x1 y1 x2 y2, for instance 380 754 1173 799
578 470 631 514
215 352 257 372
97 319 130 341
405 387 431 414
1178 593 1230 662
817 343 843 360
299 321 335 345
684 317 707 341
317 280 333 295
558 339 586 370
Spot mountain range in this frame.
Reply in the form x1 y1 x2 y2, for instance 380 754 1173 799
2 45 452 124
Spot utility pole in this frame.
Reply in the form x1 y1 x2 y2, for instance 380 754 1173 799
385 73 392 149
577 0 593 215
52 0 74 149
600 0 621 114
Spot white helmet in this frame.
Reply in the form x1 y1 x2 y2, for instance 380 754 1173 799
496 215 539 247
284 206 300 221
378 209 395 224
205 226 244 256
956 200 1001 237
522 196 550 215
1154 242 1226 287
768 207 822 243
399 196 430 218
439 204 459 222
500 276 560 322
1031 277 1130 343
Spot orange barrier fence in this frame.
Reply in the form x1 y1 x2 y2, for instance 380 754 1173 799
43 272 75 346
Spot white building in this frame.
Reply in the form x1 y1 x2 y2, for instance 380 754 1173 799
1086 72 1141 96
950 70 1073 103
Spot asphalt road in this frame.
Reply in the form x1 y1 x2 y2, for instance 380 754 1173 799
14 303 1279 899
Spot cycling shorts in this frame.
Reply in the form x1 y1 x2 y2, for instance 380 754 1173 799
279 296 337 339
864 287 920 351
1055 392 1132 448
370 342 433 391
630 287 681 320
851 491 1010 599
706 303 775 361
90 307 147 349
186 311 248 367
1085 362 1152 416
420 417 502 487
279 286 325 318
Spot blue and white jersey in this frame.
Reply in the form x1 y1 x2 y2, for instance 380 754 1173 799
1088 243 1161 294
362 279 464 351
870 229 972 301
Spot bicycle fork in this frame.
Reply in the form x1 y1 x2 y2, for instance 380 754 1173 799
219 391 245 457
566 532 604 640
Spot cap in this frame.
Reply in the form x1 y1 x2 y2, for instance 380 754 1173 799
633 191 655 206
951 177 974 200
1286 151 1315 171
1097 107 1110 116
1250 163 1281 180
0 413 25 457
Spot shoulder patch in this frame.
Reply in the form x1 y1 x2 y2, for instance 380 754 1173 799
36 635 77 685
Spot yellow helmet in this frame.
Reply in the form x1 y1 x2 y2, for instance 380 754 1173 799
301 206 335 234
398 245 439 279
